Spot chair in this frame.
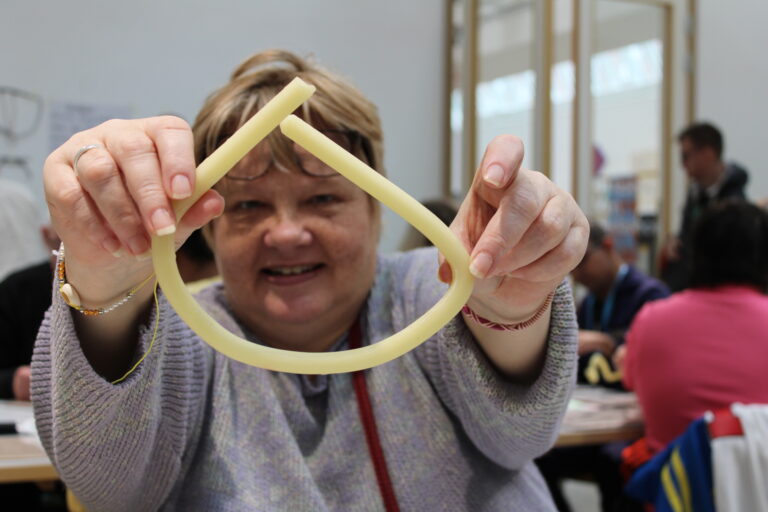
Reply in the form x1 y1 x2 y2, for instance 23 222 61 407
624 403 768 512
710 404 768 512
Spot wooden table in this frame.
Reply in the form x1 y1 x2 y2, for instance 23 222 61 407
556 386 644 447
0 436 58 483
0 400 58 484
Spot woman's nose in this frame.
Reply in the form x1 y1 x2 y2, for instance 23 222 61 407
263 213 312 248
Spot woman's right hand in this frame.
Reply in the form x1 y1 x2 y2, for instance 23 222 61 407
612 344 627 375
44 116 225 308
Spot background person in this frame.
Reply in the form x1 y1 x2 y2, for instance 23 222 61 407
0 225 67 512
0 225 214 401
176 228 219 293
32 50 588 511
661 122 749 291
618 200 768 455
537 220 669 512
571 220 669 376
399 197 459 251
0 225 60 400
0 178 47 281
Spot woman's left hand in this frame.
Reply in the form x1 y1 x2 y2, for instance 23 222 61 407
441 135 588 324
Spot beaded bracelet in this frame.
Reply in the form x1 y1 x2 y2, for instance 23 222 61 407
461 290 555 331
56 243 155 316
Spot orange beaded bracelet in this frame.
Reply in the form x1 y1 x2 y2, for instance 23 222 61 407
56 244 155 316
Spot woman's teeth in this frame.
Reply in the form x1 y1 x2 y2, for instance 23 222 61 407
264 265 319 276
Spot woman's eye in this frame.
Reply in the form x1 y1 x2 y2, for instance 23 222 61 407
234 200 265 211
309 194 337 206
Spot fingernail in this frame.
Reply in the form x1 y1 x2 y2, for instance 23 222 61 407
483 164 505 187
151 208 176 236
136 250 152 262
211 200 225 219
171 175 192 199
469 252 493 278
127 235 149 256
101 238 123 258
438 261 453 284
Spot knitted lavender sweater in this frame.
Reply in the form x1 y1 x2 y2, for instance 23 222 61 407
32 248 577 511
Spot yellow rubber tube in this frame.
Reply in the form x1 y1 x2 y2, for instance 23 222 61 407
151 78 474 374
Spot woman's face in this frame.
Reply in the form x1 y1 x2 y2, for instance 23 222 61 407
211 145 378 350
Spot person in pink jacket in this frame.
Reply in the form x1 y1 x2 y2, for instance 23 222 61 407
618 200 768 454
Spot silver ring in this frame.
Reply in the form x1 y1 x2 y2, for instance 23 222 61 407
73 144 102 176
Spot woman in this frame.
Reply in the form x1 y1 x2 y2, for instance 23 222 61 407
619 200 768 454
33 50 587 511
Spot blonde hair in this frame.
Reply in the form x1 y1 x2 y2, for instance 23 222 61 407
195 50 385 248
193 49 384 178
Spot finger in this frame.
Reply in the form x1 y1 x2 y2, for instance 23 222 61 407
451 136 525 253
177 189 225 235
508 221 589 283
71 141 154 256
450 192 489 251
168 189 224 253
104 121 177 244
145 116 196 200
468 171 553 278
473 134 525 203
491 193 574 275
44 156 123 258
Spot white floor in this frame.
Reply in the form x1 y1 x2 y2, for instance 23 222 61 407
562 479 601 512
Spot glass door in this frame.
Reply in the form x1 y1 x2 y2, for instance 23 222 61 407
589 0 666 273
571 0 689 277
449 0 693 276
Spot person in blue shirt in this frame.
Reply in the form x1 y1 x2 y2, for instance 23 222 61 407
537 220 671 512
572 220 670 380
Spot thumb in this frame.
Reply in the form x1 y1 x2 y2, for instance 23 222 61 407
437 198 478 284
174 189 225 248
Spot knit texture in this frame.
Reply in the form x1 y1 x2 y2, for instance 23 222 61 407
32 248 578 511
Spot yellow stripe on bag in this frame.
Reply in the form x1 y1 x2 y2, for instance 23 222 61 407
671 449 693 512
661 464 684 512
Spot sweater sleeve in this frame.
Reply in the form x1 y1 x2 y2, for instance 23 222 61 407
402 249 579 470
31 287 214 512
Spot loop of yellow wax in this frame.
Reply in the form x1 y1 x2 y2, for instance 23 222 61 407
585 352 623 384
151 78 474 374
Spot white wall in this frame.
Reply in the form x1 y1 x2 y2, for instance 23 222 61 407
0 0 446 252
697 0 768 201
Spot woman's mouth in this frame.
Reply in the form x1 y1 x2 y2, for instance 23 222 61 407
261 263 325 284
